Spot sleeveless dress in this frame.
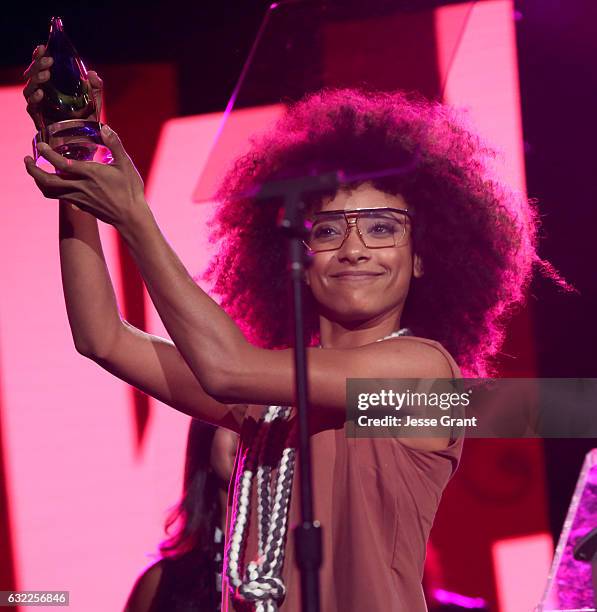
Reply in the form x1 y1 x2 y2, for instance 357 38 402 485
221 336 463 612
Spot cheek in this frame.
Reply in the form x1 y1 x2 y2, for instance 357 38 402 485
380 248 413 280
210 430 239 482
305 254 332 287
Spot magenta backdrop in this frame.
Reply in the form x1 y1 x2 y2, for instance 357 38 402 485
0 3 553 610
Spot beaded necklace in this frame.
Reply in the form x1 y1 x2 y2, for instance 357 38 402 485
225 328 412 611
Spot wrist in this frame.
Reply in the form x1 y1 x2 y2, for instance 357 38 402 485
117 199 156 248
59 199 88 215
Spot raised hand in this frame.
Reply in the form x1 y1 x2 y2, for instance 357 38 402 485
23 44 103 130
24 125 147 230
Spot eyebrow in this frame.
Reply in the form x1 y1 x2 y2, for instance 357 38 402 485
311 207 410 218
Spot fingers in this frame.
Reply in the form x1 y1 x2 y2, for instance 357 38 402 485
87 70 103 116
87 70 103 90
23 59 53 98
100 125 129 165
25 155 114 224
24 154 99 215
23 45 52 131
33 44 46 60
24 45 104 127
23 45 46 80
23 45 54 107
33 143 95 178
23 48 51 85
26 92 43 121
24 155 82 199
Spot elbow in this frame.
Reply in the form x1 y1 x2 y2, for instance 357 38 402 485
201 370 240 404
73 339 98 360
73 335 115 362
200 351 246 404
71 329 106 359
72 321 123 361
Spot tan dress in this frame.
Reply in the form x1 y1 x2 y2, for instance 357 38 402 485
222 336 463 611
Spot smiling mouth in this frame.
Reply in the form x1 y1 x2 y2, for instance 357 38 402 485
330 272 384 280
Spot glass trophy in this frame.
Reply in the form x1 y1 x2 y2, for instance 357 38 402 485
33 16 111 165
537 449 597 611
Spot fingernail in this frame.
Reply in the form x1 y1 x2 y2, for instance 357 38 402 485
101 124 112 135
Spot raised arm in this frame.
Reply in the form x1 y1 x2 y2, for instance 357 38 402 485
23 48 244 432
99 200 456 413
58 203 244 431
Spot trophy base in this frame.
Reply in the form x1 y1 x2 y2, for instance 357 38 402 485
33 119 113 167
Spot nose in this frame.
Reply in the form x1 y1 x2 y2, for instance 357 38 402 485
336 221 370 263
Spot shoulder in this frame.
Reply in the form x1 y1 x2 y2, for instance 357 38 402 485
371 335 461 379
124 560 164 612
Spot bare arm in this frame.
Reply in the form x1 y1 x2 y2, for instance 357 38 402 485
120 209 455 407
58 201 120 356
24 45 244 430
58 203 245 431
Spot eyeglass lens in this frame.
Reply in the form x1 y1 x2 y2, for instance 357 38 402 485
306 210 407 251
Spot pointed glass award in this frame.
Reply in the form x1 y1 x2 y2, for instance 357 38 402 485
33 17 111 164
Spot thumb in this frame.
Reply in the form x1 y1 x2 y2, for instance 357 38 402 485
100 124 128 164
88 70 103 116
87 70 103 90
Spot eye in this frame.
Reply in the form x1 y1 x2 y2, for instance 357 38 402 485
368 221 401 235
371 222 394 233
312 223 343 239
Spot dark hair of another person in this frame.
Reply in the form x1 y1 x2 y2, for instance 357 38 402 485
160 420 220 560
144 420 224 611
205 88 572 377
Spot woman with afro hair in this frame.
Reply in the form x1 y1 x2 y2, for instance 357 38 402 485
25 43 559 611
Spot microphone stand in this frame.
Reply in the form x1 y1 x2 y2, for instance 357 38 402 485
257 171 341 612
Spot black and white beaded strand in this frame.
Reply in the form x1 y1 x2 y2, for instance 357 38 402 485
226 405 294 611
225 328 411 611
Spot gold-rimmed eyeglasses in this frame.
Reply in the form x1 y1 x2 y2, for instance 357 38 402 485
303 207 412 254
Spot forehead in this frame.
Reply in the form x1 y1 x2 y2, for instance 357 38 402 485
318 182 409 212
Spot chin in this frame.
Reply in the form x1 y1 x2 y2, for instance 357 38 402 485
318 301 380 324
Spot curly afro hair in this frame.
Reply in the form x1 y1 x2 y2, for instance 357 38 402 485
204 88 566 376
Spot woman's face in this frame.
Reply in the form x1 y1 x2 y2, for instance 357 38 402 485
210 427 239 484
304 183 422 324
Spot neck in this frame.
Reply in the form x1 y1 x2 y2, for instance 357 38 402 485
318 311 404 349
